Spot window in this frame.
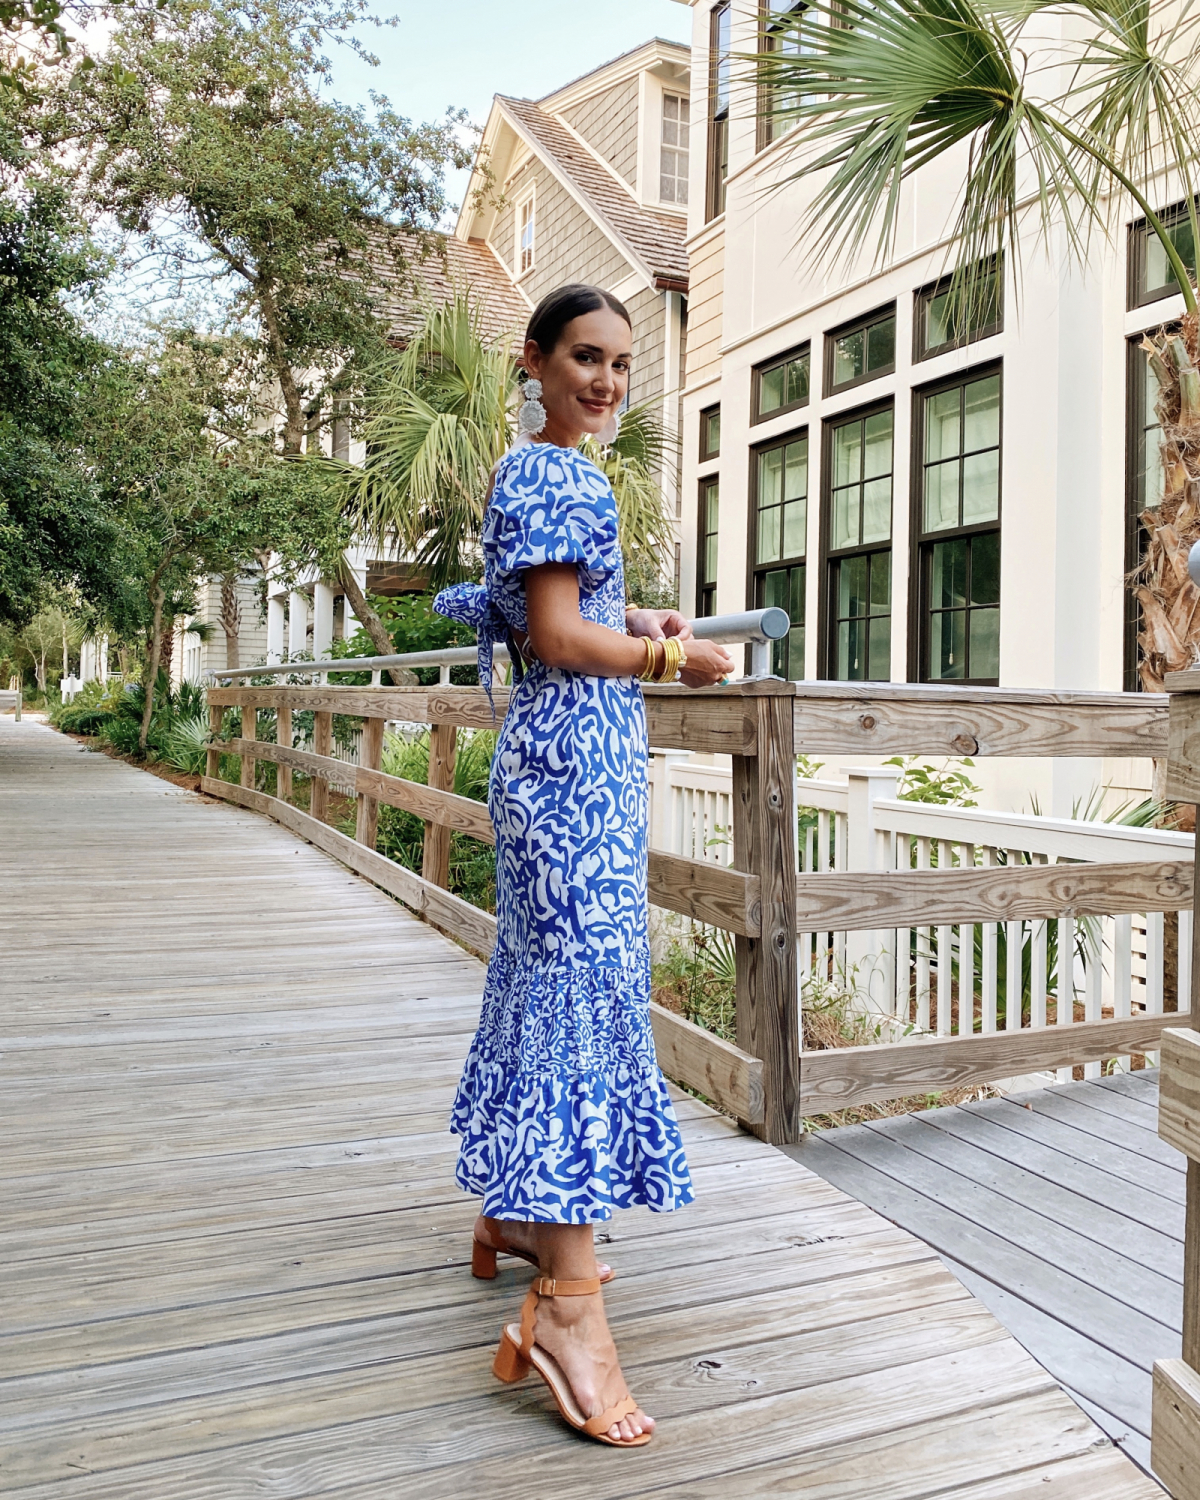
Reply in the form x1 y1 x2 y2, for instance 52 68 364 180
914 258 1003 361
825 306 896 394
700 404 721 459
660 94 690 205
823 404 893 680
753 343 810 422
914 369 1002 683
698 477 720 616
1129 199 1198 309
752 432 808 677
706 3 732 222
1125 335 1169 688
518 196 535 275
757 0 809 152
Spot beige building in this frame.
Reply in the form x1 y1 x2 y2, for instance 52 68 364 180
673 0 1193 813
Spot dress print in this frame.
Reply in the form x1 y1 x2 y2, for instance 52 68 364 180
435 441 693 1224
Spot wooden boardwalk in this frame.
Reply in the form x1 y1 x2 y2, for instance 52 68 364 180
0 716 1161 1498
795 1071 1186 1482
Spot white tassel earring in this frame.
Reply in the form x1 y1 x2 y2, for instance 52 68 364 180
598 409 621 446
518 378 547 436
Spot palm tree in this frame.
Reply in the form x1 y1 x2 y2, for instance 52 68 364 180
750 0 1200 688
341 292 674 591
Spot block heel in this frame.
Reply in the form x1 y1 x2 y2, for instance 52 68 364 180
491 1331 530 1383
472 1239 499 1279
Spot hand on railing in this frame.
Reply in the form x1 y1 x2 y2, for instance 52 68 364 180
676 637 737 688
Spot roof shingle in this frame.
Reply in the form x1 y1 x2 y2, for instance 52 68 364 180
367 226 531 346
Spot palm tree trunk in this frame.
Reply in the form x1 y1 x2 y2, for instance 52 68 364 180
337 558 415 686
219 573 241 670
140 586 166 754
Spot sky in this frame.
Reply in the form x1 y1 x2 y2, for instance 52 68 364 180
323 0 694 218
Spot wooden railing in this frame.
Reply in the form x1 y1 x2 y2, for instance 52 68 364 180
202 671 1198 1145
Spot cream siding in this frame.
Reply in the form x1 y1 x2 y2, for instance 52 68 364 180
506 164 635 305
562 79 640 189
683 229 723 387
626 285 665 410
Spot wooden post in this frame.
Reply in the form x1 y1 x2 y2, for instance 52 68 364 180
731 683 800 1145
239 705 257 789
276 705 293 804
310 710 332 822
422 722 457 888
206 703 225 780
1152 1027 1200 1498
356 716 386 848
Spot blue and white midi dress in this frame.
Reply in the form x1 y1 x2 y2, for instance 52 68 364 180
435 441 694 1225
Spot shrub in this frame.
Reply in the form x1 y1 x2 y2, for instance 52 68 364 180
162 714 211 775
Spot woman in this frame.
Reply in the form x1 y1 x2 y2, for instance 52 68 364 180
436 284 735 1448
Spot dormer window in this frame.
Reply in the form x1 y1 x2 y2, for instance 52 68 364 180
660 93 689 205
519 196 535 275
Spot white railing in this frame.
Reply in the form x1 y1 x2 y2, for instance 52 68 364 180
649 753 1190 1078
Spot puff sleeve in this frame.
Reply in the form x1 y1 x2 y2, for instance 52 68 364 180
484 445 621 599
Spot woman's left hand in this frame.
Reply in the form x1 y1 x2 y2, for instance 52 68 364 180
626 607 693 642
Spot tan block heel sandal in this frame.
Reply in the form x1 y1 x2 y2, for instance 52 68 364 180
491 1274 651 1448
472 1221 615 1284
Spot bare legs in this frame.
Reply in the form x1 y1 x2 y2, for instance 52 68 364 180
478 1216 652 1443
473 1213 613 1281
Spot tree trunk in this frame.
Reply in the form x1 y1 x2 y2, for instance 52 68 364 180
337 557 416 686
219 573 241 670
258 282 307 455
140 587 165 754
158 614 175 681
37 649 46 692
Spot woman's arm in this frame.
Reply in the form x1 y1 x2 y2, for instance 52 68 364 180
525 564 735 687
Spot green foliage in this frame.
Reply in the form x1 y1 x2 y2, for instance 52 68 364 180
331 590 478 685
885 755 981 807
749 0 1200 318
362 728 497 911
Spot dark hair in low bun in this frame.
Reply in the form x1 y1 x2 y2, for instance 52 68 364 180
525 283 632 357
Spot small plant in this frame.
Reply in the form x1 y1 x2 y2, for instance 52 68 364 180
162 714 211 775
885 756 981 807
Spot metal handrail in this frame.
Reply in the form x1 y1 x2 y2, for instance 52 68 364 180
206 607 790 684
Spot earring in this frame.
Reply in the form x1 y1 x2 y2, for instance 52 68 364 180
518 378 547 436
597 409 621 446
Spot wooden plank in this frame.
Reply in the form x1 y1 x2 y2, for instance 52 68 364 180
355 717 385 848
200 777 499 960
1159 1028 1200 1162
792 682 1167 759
422 722 457 888
799 1013 1195 1113
1153 1357 1200 1500
1167 692 1200 801
276 704 292 803
732 688 801 1144
238 705 256 788
796 859 1194 930
648 850 761 937
649 1002 763 1123
207 684 511 730
226 739 496 842
642 683 760 755
309 709 332 822
205 703 224 780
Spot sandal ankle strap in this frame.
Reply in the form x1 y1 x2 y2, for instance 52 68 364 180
531 1274 602 1297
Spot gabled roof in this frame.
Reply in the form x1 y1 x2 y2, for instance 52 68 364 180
367 227 532 345
496 95 688 290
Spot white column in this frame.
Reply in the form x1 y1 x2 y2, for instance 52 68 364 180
312 582 335 660
266 595 286 662
288 591 309 658
79 639 94 683
99 635 109 684
845 767 900 1015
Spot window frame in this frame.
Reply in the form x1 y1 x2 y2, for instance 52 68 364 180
818 394 895 680
752 341 811 424
660 91 690 206
824 303 897 396
908 361 1003 686
1128 198 1199 310
706 2 732 223
913 257 1004 363
517 192 536 276
698 474 721 617
756 0 809 155
747 423 810 679
699 404 721 460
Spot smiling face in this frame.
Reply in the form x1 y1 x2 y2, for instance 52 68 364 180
522 306 632 446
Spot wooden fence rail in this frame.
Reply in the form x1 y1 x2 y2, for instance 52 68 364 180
204 675 1196 1144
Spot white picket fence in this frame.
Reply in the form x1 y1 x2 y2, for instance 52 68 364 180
648 753 1191 1078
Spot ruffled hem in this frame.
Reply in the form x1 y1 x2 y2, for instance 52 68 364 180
450 1053 694 1224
